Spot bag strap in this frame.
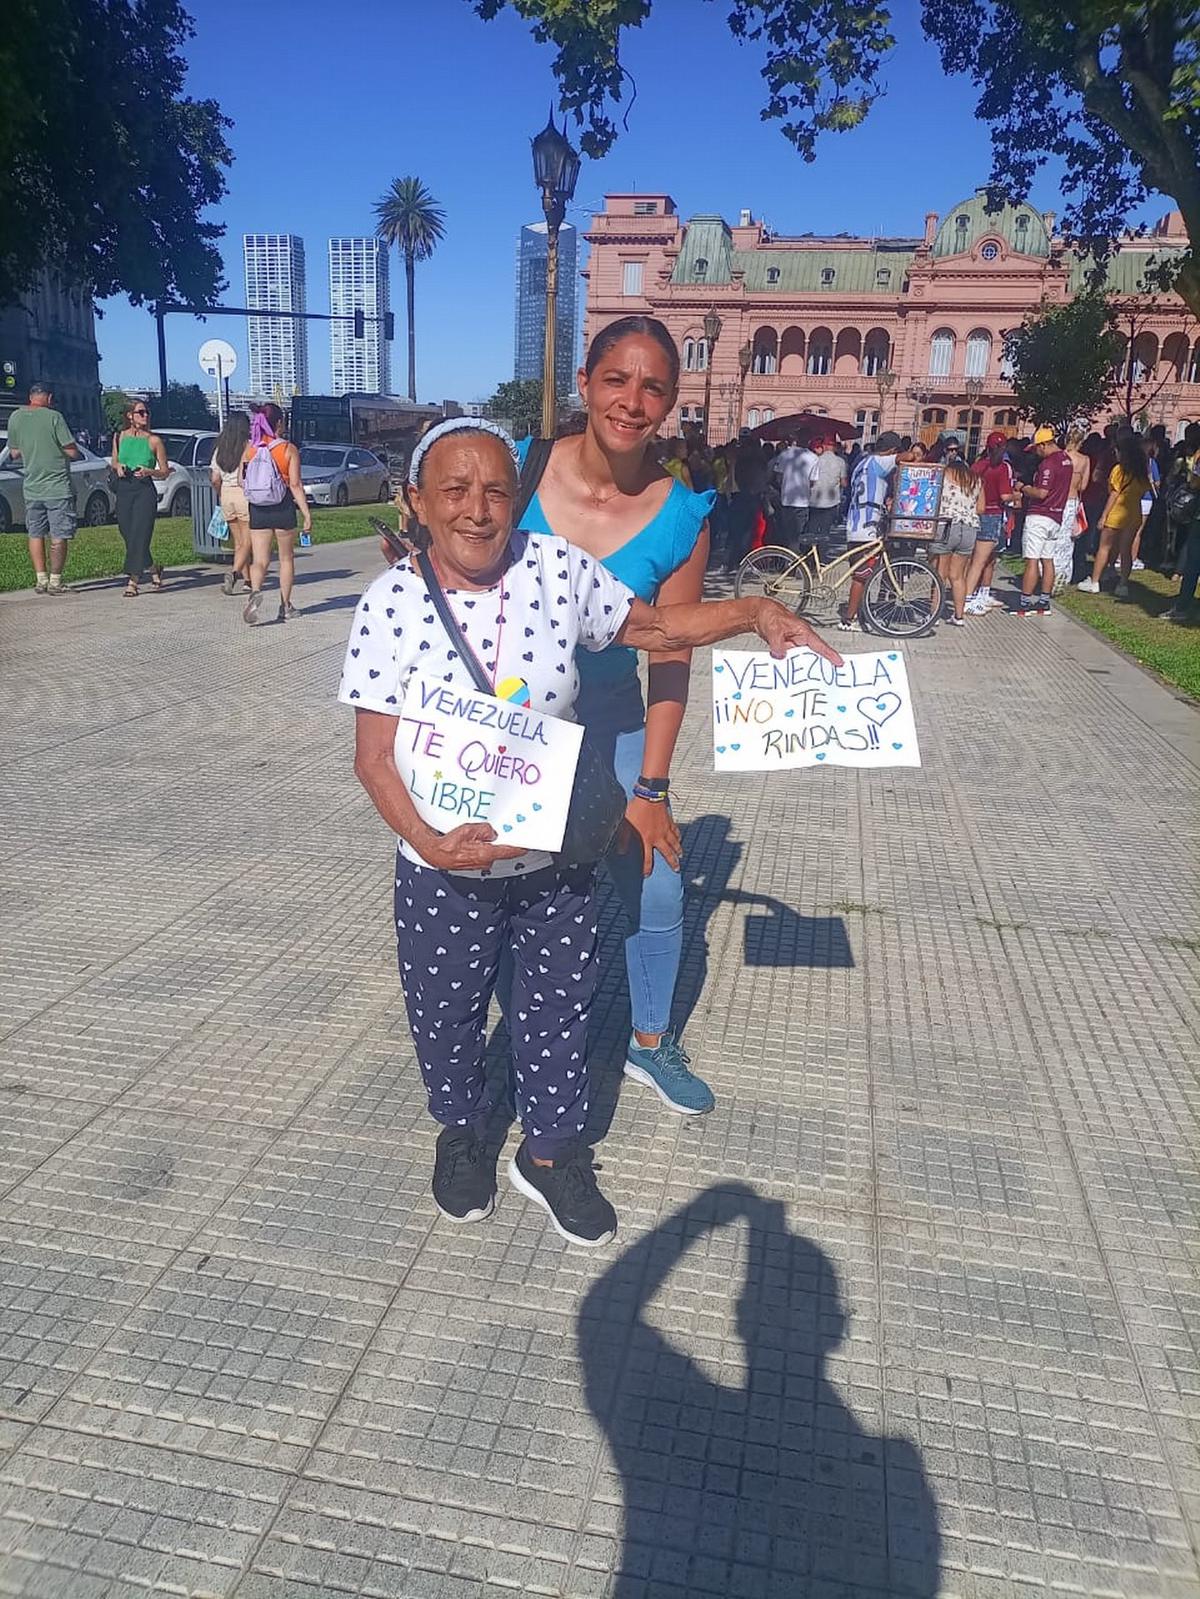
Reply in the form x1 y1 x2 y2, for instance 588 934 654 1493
513 437 554 528
415 549 493 697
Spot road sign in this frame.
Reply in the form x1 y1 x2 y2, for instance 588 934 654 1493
198 339 237 379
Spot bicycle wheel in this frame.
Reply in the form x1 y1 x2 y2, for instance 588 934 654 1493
735 545 812 612
862 557 944 637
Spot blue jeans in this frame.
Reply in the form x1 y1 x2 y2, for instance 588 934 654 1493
597 721 685 1038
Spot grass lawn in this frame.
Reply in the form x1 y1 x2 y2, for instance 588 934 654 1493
0 503 388 594
1002 558 1200 699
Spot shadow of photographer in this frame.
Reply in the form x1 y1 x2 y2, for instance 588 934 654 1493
579 1183 940 1596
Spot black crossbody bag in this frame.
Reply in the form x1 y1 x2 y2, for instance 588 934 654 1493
415 442 627 865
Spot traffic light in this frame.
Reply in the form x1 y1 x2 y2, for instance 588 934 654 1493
353 308 365 339
383 312 395 342
1 360 16 393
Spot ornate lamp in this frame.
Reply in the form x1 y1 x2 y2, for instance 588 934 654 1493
531 110 581 436
701 310 722 443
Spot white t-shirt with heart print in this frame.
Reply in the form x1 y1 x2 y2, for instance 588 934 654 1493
338 530 635 878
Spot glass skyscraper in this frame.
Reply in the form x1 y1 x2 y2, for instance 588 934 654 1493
514 222 578 398
243 234 309 398
329 237 391 395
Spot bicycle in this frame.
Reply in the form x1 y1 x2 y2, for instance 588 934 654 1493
734 527 945 638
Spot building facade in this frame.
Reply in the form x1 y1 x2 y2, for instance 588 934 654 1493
329 237 391 396
0 270 101 434
583 192 1199 446
243 234 309 398
514 221 578 399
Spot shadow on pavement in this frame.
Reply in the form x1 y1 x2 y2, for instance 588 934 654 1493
579 1183 941 1597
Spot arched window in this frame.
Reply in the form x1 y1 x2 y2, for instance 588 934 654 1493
1189 339 1200 384
834 328 861 376
747 408 760 428
965 330 991 378
751 328 778 374
993 408 1018 427
1162 332 1189 381
807 327 833 375
761 409 774 423
766 266 780 285
779 326 805 375
694 257 708 280
929 329 955 377
921 407 948 425
1131 333 1158 381
862 329 890 377
682 336 709 373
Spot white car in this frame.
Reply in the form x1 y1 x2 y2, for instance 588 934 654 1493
155 430 218 518
0 435 116 534
300 444 392 507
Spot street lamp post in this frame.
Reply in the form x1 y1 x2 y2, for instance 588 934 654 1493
906 382 932 439
701 309 722 444
531 109 581 440
737 340 752 433
874 366 896 439
964 375 985 453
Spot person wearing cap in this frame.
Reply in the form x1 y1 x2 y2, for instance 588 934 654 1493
965 432 1019 613
838 431 901 632
807 436 847 546
340 417 841 1251
1015 426 1073 616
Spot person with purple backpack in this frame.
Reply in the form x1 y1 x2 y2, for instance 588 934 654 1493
241 402 311 624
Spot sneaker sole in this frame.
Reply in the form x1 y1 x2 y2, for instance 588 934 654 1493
434 1194 494 1225
623 1061 712 1116
507 1157 615 1248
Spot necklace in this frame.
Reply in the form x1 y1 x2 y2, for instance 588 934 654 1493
574 450 625 507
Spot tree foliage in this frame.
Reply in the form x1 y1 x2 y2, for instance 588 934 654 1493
0 0 232 309
101 390 132 433
1003 294 1122 433
159 382 215 428
484 378 544 439
375 177 447 402
475 0 1200 315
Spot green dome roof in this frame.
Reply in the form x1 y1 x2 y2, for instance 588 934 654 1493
933 192 1050 259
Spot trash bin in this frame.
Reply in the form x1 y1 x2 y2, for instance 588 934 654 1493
190 466 227 561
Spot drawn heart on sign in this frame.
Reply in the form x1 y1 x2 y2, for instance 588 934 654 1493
857 693 902 728
532 801 542 811
815 752 827 760
716 745 726 754
714 664 725 674
497 745 506 754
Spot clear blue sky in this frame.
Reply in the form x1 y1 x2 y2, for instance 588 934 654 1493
98 0 1164 404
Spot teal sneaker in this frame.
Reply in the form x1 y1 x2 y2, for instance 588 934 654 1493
623 1032 715 1115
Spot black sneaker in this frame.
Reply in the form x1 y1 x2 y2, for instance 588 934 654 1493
432 1127 495 1223
508 1139 616 1248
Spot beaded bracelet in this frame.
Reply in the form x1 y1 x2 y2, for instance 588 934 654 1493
632 782 669 803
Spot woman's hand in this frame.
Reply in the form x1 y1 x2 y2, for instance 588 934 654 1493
414 821 526 874
622 796 681 877
753 600 845 665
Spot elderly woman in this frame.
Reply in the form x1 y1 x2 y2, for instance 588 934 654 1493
340 418 840 1249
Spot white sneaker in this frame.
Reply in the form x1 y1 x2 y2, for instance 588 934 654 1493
836 618 861 633
1076 578 1101 593
964 598 986 616
986 596 1006 610
1115 581 1130 599
1131 560 1145 571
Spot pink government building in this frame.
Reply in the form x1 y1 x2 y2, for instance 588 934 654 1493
581 189 1199 447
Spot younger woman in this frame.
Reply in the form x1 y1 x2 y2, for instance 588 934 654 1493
241 402 312 624
517 316 717 1116
1080 429 1151 597
930 459 983 625
210 411 251 596
111 401 169 597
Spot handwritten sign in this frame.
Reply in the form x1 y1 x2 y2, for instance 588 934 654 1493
893 462 944 534
713 648 921 770
395 672 582 851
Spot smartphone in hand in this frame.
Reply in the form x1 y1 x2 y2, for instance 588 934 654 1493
369 517 410 564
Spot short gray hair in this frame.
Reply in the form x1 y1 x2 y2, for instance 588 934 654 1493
408 417 520 485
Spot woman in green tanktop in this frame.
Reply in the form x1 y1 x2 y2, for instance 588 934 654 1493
111 400 169 596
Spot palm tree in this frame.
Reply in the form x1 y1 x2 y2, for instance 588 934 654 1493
374 177 446 402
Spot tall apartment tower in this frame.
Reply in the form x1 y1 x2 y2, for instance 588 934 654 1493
328 237 391 395
243 233 309 398
513 222 578 399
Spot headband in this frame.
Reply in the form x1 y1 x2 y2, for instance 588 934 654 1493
408 417 521 484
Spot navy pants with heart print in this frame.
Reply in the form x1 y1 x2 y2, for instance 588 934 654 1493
393 853 599 1156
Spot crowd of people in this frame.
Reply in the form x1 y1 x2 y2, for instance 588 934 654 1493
642 417 1200 625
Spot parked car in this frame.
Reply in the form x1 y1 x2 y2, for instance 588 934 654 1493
155 430 218 518
0 435 116 534
300 443 391 507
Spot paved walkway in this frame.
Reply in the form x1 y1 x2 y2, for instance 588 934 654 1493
1 540 1198 1599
